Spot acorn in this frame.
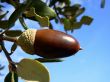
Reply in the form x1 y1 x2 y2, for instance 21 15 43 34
17 29 81 59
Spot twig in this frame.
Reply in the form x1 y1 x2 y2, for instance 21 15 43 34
53 4 61 21
0 40 16 72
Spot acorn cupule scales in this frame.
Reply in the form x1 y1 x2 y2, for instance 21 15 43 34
17 29 36 54
17 29 81 58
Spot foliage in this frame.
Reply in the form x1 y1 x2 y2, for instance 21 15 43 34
0 0 105 82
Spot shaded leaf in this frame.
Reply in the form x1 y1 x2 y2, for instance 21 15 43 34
4 72 12 82
63 4 83 19
61 17 83 31
80 16 93 25
35 58 64 63
101 0 105 8
75 7 85 17
71 22 82 29
31 0 56 18
4 72 18 82
49 0 70 7
55 18 59 23
23 0 56 20
7 1 32 29
0 0 10 4
65 4 81 15
49 22 53 29
11 43 17 54
0 3 30 29
5 30 22 37
61 18 71 31
49 0 57 7
24 8 50 27
8 4 28 28
16 58 50 82
0 20 9 29
0 45 2 52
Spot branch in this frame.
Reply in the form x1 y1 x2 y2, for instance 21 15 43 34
0 38 17 72
53 4 61 21
0 42 12 63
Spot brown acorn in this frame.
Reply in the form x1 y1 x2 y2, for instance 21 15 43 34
17 29 81 59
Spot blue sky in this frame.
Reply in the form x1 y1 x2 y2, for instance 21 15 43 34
0 0 110 82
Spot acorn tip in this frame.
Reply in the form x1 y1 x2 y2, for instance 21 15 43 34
79 47 83 50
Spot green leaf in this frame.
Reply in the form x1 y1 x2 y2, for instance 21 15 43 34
71 22 82 29
0 3 30 29
4 1 32 29
49 0 70 7
8 4 28 28
61 17 83 31
66 4 81 16
61 18 71 31
0 20 9 29
4 72 18 82
36 15 49 27
31 0 56 18
11 43 17 54
5 30 22 37
24 8 50 27
55 18 59 23
49 22 53 29
101 0 105 8
4 72 12 82
75 7 85 17
80 16 93 25
16 58 50 82
35 58 64 63
23 0 56 20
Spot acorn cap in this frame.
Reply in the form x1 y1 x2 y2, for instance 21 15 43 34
17 29 36 54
